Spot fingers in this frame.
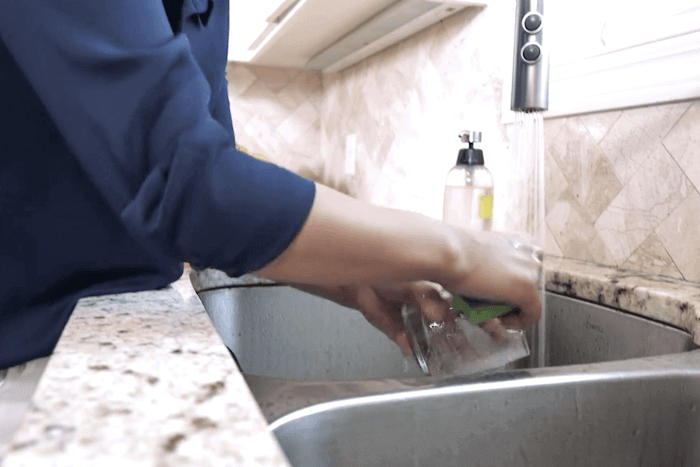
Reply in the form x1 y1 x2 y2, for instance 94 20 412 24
394 332 413 357
354 282 456 357
411 285 453 323
448 230 543 331
497 280 542 330
354 285 413 356
479 318 509 345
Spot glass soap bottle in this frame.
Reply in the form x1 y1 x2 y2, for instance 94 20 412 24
443 131 494 231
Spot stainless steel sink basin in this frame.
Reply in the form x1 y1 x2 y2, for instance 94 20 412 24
269 353 700 467
197 286 695 380
196 283 699 466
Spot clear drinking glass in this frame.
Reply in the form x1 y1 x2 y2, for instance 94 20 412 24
402 302 531 376
402 240 542 376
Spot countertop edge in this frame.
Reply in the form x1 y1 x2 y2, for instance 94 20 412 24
2 272 291 467
544 257 700 343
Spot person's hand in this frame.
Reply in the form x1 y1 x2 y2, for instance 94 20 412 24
441 228 543 331
289 279 519 359
290 281 455 356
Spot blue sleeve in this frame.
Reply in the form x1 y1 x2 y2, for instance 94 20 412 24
0 0 315 277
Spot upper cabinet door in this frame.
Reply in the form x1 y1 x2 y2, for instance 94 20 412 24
228 0 488 71
228 0 298 63
545 0 700 117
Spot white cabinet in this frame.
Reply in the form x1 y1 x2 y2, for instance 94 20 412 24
228 0 488 72
545 0 700 117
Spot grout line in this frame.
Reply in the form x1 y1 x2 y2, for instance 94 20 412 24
661 139 700 197
661 101 694 141
656 231 687 282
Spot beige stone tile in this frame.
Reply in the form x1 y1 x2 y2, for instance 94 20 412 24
427 9 482 92
238 115 284 161
225 63 257 97
544 224 563 257
546 188 616 265
579 109 622 143
656 189 700 282
283 68 301 81
547 117 623 223
276 101 320 145
289 119 321 157
545 150 568 215
663 102 700 192
320 129 345 189
248 65 296 93
634 102 692 138
343 136 385 201
307 88 324 113
276 71 322 111
230 80 290 129
659 263 685 280
599 102 691 183
595 145 692 264
350 74 402 173
370 157 404 210
544 117 568 142
620 233 683 279
228 105 251 131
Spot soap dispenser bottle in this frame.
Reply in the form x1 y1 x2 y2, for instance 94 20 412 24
443 131 494 231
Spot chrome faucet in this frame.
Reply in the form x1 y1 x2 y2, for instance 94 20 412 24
511 0 549 112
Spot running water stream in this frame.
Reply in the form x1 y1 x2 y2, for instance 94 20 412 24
510 110 546 368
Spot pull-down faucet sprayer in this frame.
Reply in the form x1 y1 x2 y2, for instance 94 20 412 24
511 0 549 112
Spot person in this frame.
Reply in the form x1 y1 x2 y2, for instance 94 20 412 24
0 0 541 371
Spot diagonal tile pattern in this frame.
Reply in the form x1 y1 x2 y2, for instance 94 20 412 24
547 117 623 224
546 101 698 281
225 62 323 178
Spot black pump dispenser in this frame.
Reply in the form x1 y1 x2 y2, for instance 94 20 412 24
456 131 484 166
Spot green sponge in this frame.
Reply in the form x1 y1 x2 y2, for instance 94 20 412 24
452 295 516 325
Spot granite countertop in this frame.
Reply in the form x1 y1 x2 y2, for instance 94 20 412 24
545 257 700 345
2 270 290 467
4 257 700 466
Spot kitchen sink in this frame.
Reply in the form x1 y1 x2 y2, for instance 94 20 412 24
196 282 699 466
196 285 695 381
269 354 700 467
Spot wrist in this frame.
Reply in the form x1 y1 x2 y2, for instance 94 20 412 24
429 224 471 291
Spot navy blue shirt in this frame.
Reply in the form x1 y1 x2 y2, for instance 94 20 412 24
0 0 316 369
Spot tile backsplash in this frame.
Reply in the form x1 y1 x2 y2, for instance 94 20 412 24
546 103 700 282
227 5 700 283
225 63 324 180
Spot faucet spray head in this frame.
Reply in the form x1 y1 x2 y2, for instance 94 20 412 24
511 0 550 112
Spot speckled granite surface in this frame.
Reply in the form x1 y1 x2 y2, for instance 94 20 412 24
192 257 700 345
2 272 290 467
544 257 700 345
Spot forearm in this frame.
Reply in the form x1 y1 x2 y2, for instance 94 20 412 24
256 183 465 287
